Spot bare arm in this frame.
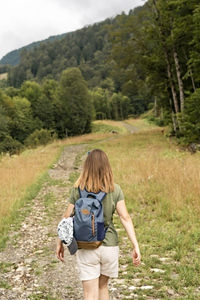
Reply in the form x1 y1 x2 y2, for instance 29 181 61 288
56 203 75 262
116 200 141 266
62 203 74 218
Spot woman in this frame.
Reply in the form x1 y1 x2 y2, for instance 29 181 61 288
57 149 141 300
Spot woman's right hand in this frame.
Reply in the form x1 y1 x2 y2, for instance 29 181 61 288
132 246 141 267
57 240 65 262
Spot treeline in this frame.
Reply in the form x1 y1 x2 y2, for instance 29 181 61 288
110 0 200 144
1 0 200 149
0 65 10 74
0 68 91 154
0 6 150 155
0 67 132 154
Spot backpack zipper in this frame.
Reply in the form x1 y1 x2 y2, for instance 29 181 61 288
92 214 95 236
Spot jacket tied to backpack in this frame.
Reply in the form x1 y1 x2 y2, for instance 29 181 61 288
73 187 108 249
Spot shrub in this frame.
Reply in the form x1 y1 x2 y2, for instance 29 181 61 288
24 129 55 148
0 135 23 155
181 89 200 144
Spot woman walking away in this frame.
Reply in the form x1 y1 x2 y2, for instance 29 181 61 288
56 149 141 300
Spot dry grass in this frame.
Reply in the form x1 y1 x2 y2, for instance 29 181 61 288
53 132 111 146
0 118 126 228
97 129 200 216
0 132 110 225
0 144 59 220
0 73 8 80
90 127 200 297
1 118 199 232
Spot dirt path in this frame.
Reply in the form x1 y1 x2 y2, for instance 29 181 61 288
0 124 140 300
121 122 139 134
0 144 87 300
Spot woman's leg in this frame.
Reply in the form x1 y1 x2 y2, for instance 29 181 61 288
82 278 99 300
99 274 109 300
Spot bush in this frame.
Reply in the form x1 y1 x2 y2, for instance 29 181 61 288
24 129 55 148
0 135 23 155
181 89 200 144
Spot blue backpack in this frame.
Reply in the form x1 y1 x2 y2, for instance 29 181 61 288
73 187 107 249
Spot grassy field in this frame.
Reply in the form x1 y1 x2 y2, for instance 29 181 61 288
92 120 128 134
125 118 162 131
90 122 200 299
0 118 200 298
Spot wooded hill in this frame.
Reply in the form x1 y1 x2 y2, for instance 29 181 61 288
0 33 68 66
0 0 200 155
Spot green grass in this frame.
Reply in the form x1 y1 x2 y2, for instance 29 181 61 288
91 126 200 299
125 117 163 131
92 122 117 133
0 280 11 289
43 192 57 217
0 262 13 273
29 290 57 300
92 120 128 134
68 171 80 184
116 213 200 298
46 177 67 187
0 172 50 250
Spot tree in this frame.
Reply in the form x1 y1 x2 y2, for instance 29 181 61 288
0 105 9 140
91 88 111 120
189 3 200 85
109 0 200 139
110 93 130 120
20 81 42 115
6 18 114 89
109 4 153 117
59 68 92 136
9 96 35 142
182 89 200 143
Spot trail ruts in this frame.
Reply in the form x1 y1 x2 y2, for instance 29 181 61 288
0 124 140 300
121 122 139 134
0 144 87 300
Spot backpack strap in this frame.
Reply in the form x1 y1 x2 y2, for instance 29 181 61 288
95 191 106 202
78 187 106 202
78 187 88 199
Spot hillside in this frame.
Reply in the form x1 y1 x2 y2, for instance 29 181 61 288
6 18 115 88
0 3 151 158
1 0 200 148
0 33 68 66
5 4 150 90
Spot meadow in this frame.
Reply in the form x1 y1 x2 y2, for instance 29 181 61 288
0 119 199 298
91 122 200 299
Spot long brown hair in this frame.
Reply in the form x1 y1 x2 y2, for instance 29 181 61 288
74 149 114 193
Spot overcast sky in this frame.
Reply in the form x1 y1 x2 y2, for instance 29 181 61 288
0 0 146 60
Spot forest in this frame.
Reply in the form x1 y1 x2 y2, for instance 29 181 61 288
0 0 200 154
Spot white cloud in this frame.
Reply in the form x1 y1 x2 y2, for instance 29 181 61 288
0 0 146 60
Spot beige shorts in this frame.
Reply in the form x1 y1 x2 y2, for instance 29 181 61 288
76 245 119 281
